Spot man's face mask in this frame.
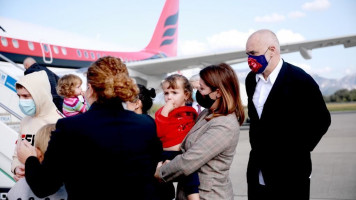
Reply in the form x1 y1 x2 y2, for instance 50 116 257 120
19 99 36 116
248 48 269 74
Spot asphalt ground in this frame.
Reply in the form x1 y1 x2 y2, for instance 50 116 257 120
230 111 356 200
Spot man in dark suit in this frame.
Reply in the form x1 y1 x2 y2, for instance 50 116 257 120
245 29 331 200
23 57 63 111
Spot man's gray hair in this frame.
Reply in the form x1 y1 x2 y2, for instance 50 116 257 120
189 74 200 82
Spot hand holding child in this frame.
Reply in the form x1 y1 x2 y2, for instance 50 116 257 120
13 164 25 181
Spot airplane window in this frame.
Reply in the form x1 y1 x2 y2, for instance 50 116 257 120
1 37 8 47
84 51 89 58
90 52 95 59
97 53 101 58
28 42 34 51
43 44 49 52
61 47 67 55
77 49 82 57
12 39 19 48
53 46 59 54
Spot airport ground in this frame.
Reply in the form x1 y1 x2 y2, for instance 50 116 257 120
230 111 356 200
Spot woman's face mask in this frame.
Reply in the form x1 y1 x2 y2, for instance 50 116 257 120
84 84 93 109
19 99 36 116
122 102 128 110
196 90 216 109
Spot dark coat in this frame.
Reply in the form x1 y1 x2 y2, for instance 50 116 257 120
245 61 331 199
24 63 63 111
25 101 163 200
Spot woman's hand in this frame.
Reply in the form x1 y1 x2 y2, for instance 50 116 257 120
154 161 163 182
13 164 25 181
154 160 171 182
17 140 37 164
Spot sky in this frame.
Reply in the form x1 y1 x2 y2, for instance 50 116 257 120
1 0 356 80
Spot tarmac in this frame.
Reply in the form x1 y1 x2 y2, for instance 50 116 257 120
230 111 356 200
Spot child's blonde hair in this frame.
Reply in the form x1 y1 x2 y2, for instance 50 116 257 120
57 74 82 98
161 74 193 104
35 124 56 154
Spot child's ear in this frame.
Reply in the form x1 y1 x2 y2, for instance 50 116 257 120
184 91 190 102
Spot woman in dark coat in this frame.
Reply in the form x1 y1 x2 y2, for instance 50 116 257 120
17 56 162 200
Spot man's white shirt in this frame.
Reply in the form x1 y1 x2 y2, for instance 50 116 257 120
253 58 283 185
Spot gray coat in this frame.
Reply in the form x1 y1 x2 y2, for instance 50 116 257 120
160 109 240 200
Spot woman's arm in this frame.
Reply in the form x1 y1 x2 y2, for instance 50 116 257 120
158 115 239 182
21 122 67 198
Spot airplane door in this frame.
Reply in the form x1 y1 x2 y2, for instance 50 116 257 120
40 42 53 64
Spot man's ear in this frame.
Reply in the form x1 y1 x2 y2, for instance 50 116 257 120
269 45 276 54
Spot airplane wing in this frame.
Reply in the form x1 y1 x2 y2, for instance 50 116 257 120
127 34 356 76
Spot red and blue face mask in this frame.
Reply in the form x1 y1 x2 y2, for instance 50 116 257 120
248 48 269 74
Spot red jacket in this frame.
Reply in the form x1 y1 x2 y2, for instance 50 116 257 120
155 106 198 148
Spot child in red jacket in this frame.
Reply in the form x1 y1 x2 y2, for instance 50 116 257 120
155 74 199 200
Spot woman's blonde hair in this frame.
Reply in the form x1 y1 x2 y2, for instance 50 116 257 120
87 56 138 103
199 63 245 125
57 74 82 98
35 123 56 154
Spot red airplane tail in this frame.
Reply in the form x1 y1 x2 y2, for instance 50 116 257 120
143 0 179 57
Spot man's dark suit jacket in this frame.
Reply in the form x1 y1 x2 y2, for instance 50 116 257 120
245 61 331 198
25 63 63 111
24 101 163 200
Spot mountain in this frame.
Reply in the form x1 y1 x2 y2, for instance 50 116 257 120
312 73 356 96
234 68 356 96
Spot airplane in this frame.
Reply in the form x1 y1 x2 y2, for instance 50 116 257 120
1 0 356 90
1 0 356 196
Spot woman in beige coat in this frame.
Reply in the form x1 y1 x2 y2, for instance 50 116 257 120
155 63 245 200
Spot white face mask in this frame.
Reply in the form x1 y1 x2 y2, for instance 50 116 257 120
84 84 92 109
19 99 36 116
122 102 128 110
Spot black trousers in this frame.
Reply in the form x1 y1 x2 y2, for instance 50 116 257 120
247 177 310 200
